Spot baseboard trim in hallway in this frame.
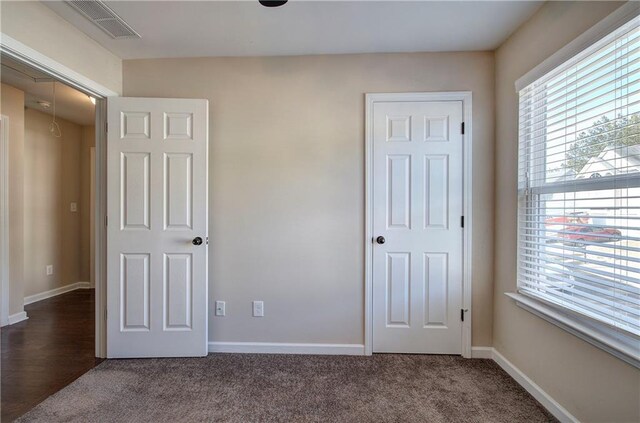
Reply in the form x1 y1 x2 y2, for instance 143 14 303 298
7 311 28 325
208 341 365 355
472 347 577 423
23 282 92 306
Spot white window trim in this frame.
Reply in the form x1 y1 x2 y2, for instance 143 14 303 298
509 3 640 368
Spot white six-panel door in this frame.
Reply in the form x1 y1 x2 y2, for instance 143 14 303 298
372 101 463 354
107 97 208 358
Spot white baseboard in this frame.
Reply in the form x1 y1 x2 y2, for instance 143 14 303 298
208 341 365 356
7 311 28 325
24 281 92 306
490 348 578 423
471 346 494 359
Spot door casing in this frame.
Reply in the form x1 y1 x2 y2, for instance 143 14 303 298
0 115 9 327
0 33 117 357
365 92 473 357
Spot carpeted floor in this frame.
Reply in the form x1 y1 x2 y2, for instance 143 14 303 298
16 354 557 423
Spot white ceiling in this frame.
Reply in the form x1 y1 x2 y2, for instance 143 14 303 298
44 1 543 59
1 57 95 126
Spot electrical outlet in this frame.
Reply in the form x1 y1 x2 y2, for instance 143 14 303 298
215 301 225 316
70 202 77 212
46 265 53 275
252 301 264 317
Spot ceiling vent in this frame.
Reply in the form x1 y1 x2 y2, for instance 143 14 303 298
64 0 141 39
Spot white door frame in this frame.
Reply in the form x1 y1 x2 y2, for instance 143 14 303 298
0 33 118 357
0 115 9 326
365 92 473 358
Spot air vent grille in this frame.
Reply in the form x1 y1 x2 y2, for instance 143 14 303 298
65 0 141 39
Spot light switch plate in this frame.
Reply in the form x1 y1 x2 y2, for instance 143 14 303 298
70 202 77 212
46 265 53 275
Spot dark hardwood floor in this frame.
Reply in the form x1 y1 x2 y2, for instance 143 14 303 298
1 289 101 422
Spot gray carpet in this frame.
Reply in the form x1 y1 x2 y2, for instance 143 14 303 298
16 354 557 423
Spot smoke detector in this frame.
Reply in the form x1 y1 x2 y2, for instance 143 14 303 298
65 0 141 39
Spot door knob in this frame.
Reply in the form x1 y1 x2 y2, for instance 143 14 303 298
192 237 203 246
376 236 386 244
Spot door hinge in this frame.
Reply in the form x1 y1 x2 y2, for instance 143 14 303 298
460 216 464 228
461 309 465 322
105 122 108 133
104 308 108 321
461 122 465 135
105 216 108 227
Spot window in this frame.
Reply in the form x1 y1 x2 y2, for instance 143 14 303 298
517 15 640 350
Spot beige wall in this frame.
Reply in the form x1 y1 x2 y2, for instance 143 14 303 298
494 2 640 422
23 108 85 297
0 83 25 316
123 52 495 346
0 1 122 94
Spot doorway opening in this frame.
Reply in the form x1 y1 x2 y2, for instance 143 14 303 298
0 51 108 421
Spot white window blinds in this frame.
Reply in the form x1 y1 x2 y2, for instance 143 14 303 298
518 15 640 337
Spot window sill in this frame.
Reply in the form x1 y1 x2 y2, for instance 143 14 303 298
505 292 640 369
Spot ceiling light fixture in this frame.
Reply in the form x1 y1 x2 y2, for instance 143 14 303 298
259 0 287 7
37 100 51 109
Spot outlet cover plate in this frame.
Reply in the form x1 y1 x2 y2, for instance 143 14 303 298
215 301 225 316
252 301 264 317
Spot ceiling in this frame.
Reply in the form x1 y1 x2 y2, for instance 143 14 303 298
1 55 95 126
44 1 543 59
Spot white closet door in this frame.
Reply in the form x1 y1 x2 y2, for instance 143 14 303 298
107 97 208 358
372 101 463 354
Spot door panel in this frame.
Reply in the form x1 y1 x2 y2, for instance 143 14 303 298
373 101 463 354
121 152 150 230
387 155 411 229
387 252 410 326
107 97 208 358
424 155 449 228
163 253 192 330
120 253 150 331
164 153 193 230
424 252 448 326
